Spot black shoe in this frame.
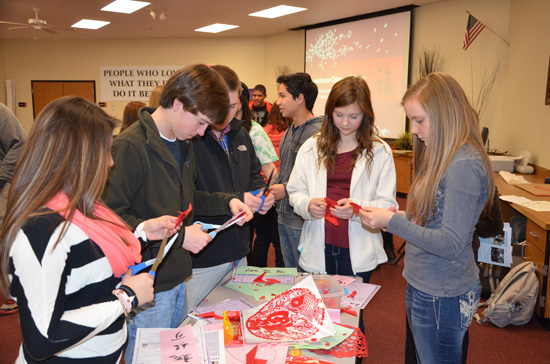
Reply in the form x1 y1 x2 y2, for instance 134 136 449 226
386 250 397 264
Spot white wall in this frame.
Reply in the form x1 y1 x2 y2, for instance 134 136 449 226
411 0 510 155
3 37 266 131
500 0 550 168
0 40 7 105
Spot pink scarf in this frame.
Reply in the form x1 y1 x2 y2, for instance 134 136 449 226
45 192 141 277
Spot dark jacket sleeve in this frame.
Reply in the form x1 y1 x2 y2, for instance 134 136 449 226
475 187 504 238
103 139 146 229
0 104 27 188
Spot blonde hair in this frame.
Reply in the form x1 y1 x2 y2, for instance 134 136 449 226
0 96 118 294
404 73 494 225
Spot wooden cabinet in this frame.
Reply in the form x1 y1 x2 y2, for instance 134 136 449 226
525 220 550 318
495 170 550 322
393 151 413 194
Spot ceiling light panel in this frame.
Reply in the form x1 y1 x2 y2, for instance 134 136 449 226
249 5 307 19
72 19 111 30
195 23 239 33
101 0 151 14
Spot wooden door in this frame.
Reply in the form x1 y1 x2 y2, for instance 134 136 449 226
32 81 95 119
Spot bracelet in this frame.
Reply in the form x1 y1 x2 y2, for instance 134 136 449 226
112 289 133 316
119 285 138 309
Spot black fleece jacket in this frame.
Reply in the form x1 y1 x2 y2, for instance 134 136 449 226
191 118 265 268
103 108 234 292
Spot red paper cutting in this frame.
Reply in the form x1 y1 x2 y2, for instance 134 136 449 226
246 288 325 340
265 278 281 286
349 202 363 215
253 272 267 283
340 307 357 317
176 203 192 226
246 345 268 364
324 198 339 226
285 356 336 364
347 291 357 298
310 324 367 358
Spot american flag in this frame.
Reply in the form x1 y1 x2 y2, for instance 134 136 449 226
463 14 486 50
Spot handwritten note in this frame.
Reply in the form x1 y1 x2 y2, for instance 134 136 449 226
160 325 201 364
341 281 380 309
235 266 298 277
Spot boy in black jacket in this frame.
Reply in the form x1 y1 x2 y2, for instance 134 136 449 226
187 65 274 309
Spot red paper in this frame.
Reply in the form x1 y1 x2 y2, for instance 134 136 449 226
176 204 193 226
310 324 367 358
265 278 281 286
324 198 339 226
253 272 267 283
349 202 363 215
246 288 325 341
246 345 268 364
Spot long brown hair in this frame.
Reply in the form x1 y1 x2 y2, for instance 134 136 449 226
0 96 118 294
121 101 145 132
316 76 376 173
266 103 291 133
404 73 494 225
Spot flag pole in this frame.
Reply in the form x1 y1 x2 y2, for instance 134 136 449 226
466 10 510 46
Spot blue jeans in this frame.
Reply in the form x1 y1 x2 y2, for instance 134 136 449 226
324 244 372 283
124 281 188 364
278 223 303 271
406 281 481 364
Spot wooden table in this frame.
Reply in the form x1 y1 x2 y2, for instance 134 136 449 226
494 169 550 321
181 271 362 364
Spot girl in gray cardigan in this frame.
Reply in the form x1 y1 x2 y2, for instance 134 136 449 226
360 73 495 364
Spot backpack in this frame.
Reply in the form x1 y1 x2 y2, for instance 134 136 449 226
474 261 539 328
479 263 510 299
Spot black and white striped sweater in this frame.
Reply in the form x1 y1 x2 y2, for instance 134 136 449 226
9 212 138 363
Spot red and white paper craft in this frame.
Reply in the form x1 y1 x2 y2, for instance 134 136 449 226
242 275 335 344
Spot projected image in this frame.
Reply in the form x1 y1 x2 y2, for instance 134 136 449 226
306 11 411 138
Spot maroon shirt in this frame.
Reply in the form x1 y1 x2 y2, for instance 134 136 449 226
325 150 354 248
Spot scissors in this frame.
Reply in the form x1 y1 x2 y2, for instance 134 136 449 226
196 211 247 239
249 170 275 212
128 233 179 278
128 204 193 278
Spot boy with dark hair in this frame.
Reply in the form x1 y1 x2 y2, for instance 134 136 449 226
103 64 252 363
269 72 321 269
249 84 272 126
187 65 274 309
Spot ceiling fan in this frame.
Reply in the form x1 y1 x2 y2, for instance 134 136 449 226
0 7 75 35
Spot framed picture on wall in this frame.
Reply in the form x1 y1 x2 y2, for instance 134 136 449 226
546 56 550 105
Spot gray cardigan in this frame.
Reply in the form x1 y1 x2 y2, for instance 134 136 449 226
0 103 26 189
275 116 322 229
388 144 489 297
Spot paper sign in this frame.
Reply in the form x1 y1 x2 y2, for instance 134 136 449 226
478 223 513 267
160 325 201 364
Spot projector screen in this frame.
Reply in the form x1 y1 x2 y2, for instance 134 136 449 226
305 10 411 138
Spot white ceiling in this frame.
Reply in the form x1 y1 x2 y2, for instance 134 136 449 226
0 0 447 40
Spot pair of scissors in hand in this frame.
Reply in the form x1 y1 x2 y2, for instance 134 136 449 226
128 233 179 278
249 170 275 212
128 204 193 278
195 211 247 239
